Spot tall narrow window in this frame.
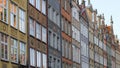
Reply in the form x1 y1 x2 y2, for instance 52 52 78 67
61 17 64 31
36 23 41 40
57 37 60 51
42 0 46 15
11 38 18 63
20 42 26 65
43 54 47 68
0 33 8 60
29 18 35 36
48 31 52 46
92 13 94 22
30 48 35 66
64 0 67 10
62 39 64 56
42 26 47 43
53 34 56 47
19 9 25 33
37 51 41 67
0 0 7 23
36 0 40 10
10 3 17 28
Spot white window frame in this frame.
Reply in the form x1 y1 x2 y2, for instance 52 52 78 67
0 33 8 60
30 48 35 66
10 3 17 28
42 0 46 15
36 22 41 40
37 51 42 67
11 38 18 63
29 18 35 36
0 0 8 23
42 26 47 43
19 8 26 33
20 42 26 65
42 54 47 68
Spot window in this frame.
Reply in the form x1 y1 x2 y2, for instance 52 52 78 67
72 26 80 42
11 38 18 63
57 14 60 27
81 41 88 57
48 31 52 46
19 9 26 33
57 37 60 51
66 41 68 58
72 7 79 21
62 39 64 56
43 54 47 68
82 62 89 68
0 33 8 60
69 43 71 59
64 0 67 10
64 20 67 33
48 5 52 20
36 0 40 10
29 18 35 36
42 0 46 15
36 23 41 40
92 13 94 22
37 51 41 67
61 17 64 31
53 34 56 48
53 10 56 23
0 0 7 23
20 42 26 65
42 26 47 43
29 0 46 14
30 48 35 66
29 0 35 5
10 3 17 28
68 23 71 36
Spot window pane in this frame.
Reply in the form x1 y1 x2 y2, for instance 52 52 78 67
29 0 35 6
43 54 47 68
20 42 26 65
0 0 7 23
29 18 35 36
42 26 47 43
37 51 41 67
0 7 3 20
42 0 46 14
11 38 18 63
30 48 35 66
19 9 25 33
19 9 26 32
0 34 8 60
36 23 41 40
36 0 40 10
10 3 17 28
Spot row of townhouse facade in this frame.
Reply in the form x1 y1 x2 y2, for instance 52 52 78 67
0 0 120 68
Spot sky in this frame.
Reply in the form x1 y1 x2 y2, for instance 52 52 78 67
79 0 120 40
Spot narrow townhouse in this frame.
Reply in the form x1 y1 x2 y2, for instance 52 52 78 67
28 0 47 68
71 0 81 68
47 0 61 68
61 0 73 68
80 0 89 68
0 0 27 68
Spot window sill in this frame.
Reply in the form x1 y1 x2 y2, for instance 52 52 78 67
19 30 26 35
0 20 8 25
11 61 18 65
10 26 18 30
1 58 9 62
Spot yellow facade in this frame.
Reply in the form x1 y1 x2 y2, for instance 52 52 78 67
0 0 27 68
